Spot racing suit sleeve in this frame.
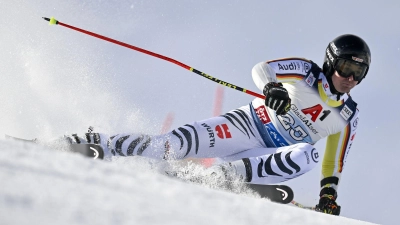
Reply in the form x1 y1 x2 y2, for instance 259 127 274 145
252 58 312 91
320 111 359 192
252 62 279 91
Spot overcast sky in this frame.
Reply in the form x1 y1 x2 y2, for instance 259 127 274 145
1 1 399 224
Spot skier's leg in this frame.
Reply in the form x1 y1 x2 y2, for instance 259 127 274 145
64 132 114 159
221 143 320 184
108 106 265 160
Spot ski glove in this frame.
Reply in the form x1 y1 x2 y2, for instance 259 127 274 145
315 187 341 215
263 82 291 115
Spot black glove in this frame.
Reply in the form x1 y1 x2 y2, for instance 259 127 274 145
263 82 291 115
315 187 341 215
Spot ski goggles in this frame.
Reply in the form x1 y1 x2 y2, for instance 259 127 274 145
334 58 368 82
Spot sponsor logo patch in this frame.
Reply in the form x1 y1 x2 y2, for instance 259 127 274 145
353 117 359 128
326 49 334 62
255 105 271 124
323 82 329 90
278 61 302 71
340 105 353 120
305 73 316 87
163 141 171 160
352 56 363 63
303 62 311 73
304 151 310 164
201 123 215 147
330 42 338 54
311 148 319 163
215 124 232 139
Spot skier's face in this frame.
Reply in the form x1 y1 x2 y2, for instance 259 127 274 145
332 70 359 93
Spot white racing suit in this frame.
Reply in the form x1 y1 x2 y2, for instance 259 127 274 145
76 58 359 192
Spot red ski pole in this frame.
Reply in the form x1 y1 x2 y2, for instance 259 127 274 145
42 17 265 99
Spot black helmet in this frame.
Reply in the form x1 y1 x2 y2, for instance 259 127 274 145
323 34 371 83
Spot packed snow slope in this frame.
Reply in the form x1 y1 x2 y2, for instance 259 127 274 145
0 140 375 225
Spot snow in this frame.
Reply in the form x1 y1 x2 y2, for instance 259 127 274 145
0 140 375 225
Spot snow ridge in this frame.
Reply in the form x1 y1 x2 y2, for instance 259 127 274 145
0 140 376 225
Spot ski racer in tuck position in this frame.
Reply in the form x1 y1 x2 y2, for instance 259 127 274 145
68 34 371 215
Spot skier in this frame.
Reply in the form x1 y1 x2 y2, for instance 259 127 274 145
68 34 371 215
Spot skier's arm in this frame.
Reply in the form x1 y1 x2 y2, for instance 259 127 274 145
251 58 312 91
320 112 359 192
315 114 358 216
252 62 279 91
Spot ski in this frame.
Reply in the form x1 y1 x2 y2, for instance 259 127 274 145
5 134 37 143
69 143 104 160
244 183 293 204
6 135 293 203
5 135 104 160
165 170 294 204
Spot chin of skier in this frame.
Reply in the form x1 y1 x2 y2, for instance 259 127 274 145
67 34 370 216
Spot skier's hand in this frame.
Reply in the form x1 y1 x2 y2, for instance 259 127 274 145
315 187 341 215
263 82 291 115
